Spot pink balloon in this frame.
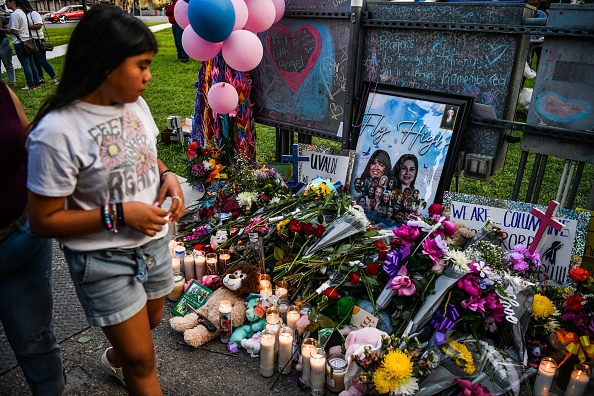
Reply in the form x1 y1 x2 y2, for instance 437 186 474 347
182 26 223 61
222 30 263 71
208 82 239 114
174 0 189 30
271 0 285 24
231 0 248 31
243 0 275 33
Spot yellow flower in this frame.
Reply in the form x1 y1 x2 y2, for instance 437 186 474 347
277 219 290 236
443 341 476 375
372 350 413 394
532 294 556 320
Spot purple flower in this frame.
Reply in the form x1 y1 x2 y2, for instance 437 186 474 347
525 250 542 267
484 316 498 332
512 259 529 272
457 275 482 297
560 310 591 335
192 162 206 177
461 295 486 314
422 235 448 263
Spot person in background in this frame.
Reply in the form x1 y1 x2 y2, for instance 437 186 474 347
165 0 188 63
20 0 59 85
26 5 184 394
0 16 17 86
0 80 66 395
4 0 40 90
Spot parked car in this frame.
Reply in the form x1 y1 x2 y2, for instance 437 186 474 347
44 5 86 23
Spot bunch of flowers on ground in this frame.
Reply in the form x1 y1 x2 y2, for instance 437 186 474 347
185 143 226 188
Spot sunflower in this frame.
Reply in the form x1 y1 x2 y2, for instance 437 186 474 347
532 294 557 320
372 350 413 394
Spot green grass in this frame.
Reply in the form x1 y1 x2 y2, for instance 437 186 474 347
9 27 593 208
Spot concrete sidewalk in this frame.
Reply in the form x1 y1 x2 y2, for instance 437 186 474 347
10 22 171 70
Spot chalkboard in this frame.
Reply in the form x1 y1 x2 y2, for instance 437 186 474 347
363 28 518 119
285 0 351 13
252 16 351 139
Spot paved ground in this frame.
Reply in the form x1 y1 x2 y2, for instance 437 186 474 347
0 178 314 395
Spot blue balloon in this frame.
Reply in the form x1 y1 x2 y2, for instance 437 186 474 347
187 0 235 43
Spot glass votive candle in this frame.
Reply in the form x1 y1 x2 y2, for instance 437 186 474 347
218 248 231 275
266 306 281 355
286 305 300 330
193 250 206 281
565 363 591 396
205 252 218 275
310 347 326 395
259 274 271 293
301 338 317 388
219 300 232 343
277 326 294 374
278 298 290 324
300 303 312 316
275 281 289 299
533 357 557 395
259 329 276 377
326 353 347 393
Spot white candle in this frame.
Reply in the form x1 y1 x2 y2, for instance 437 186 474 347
174 245 185 261
310 348 326 395
194 251 206 281
565 363 591 396
533 357 557 396
278 326 293 374
172 258 181 274
275 281 288 299
183 255 195 280
287 306 300 330
325 354 347 393
260 329 276 377
266 307 281 356
301 338 317 387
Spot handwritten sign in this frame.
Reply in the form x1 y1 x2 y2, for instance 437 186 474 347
298 144 354 186
350 305 379 330
443 192 591 284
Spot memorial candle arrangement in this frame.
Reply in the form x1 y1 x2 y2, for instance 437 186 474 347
286 305 300 330
184 254 195 281
310 348 326 396
275 281 288 299
193 250 206 280
565 363 591 396
218 249 231 274
266 306 281 356
301 338 317 387
219 300 232 343
205 252 218 275
277 326 293 374
259 274 272 295
533 357 557 395
259 329 276 377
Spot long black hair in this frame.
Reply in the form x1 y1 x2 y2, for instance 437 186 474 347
31 4 158 129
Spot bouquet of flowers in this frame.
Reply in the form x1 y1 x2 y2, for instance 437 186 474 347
185 142 226 188
350 334 437 396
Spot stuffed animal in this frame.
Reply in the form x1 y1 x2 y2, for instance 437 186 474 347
229 294 266 350
339 327 389 396
170 262 260 348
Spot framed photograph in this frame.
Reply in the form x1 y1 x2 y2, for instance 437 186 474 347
350 83 472 228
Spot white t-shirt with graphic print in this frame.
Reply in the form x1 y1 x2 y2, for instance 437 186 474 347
26 97 168 251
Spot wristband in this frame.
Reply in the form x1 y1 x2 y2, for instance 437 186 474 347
160 170 174 185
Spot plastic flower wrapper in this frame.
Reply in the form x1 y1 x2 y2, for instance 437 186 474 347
416 337 483 396
349 334 437 396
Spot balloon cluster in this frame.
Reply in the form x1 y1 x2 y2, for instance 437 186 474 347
176 0 285 114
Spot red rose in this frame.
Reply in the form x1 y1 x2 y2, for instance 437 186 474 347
365 263 380 276
188 141 198 150
348 272 360 285
321 287 340 301
428 203 444 216
289 220 302 233
313 224 326 238
375 241 386 251
569 267 590 283
378 249 387 261
231 210 240 219
303 223 315 235
565 295 585 311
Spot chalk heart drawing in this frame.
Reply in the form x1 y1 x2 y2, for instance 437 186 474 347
266 25 322 95
484 43 508 65
535 91 592 122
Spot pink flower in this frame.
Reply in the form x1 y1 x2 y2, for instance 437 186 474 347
485 292 505 322
457 379 493 396
389 266 416 296
457 275 481 297
461 295 486 314
442 220 457 237
422 235 448 265
393 224 420 245
431 259 447 274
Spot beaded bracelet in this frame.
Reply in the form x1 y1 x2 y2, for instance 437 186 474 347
160 170 174 185
101 204 113 231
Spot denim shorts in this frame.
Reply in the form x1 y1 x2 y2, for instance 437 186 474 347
63 236 174 327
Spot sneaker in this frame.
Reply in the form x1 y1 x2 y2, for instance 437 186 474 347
21 85 36 90
39 79 45 84
10 82 17 87
101 347 125 386
53 78 59 85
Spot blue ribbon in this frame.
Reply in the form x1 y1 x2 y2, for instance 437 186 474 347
430 304 459 344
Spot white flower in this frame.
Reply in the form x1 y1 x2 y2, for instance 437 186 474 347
270 197 281 204
445 250 470 273
393 376 419 396
202 160 212 171
347 204 370 228
479 341 508 379
236 192 258 208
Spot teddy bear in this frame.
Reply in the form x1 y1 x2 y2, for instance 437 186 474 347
170 262 260 348
228 293 266 352
444 221 475 249
338 327 389 396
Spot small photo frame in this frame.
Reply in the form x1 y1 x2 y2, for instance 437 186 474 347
350 83 472 228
